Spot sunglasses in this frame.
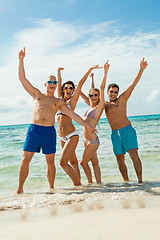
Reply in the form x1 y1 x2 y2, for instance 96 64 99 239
89 93 98 97
46 80 57 85
109 90 118 94
64 86 74 90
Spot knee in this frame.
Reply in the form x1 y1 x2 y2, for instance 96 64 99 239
80 160 86 168
21 156 30 167
60 159 66 168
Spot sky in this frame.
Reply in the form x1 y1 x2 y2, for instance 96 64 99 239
0 0 160 125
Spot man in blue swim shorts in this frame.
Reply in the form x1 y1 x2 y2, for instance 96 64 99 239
16 48 95 194
105 57 148 183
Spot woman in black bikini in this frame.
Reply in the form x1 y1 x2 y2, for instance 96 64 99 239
80 60 110 184
57 65 100 186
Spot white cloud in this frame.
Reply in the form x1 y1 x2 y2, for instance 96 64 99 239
0 18 160 125
145 89 160 102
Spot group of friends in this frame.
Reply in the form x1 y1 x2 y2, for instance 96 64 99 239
16 47 148 194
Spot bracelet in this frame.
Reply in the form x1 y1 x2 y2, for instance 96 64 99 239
139 68 143 72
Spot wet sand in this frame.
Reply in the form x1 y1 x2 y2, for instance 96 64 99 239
0 196 160 240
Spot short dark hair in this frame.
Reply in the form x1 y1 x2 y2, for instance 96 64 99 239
108 83 119 92
62 81 75 98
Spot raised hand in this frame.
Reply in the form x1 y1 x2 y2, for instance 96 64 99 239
90 65 103 70
89 72 94 78
19 47 25 60
104 60 110 71
140 57 148 71
58 67 64 71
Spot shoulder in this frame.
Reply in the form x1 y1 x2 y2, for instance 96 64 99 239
105 101 110 108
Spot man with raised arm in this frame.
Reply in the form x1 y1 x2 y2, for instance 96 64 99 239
105 58 148 183
16 48 95 194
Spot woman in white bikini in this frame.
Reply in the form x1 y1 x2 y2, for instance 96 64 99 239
80 60 110 184
57 65 100 186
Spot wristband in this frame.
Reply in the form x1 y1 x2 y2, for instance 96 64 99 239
139 68 143 72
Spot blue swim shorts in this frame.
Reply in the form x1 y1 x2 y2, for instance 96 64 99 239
111 125 138 156
23 124 56 154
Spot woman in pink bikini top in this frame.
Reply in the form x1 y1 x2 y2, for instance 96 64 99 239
80 60 110 185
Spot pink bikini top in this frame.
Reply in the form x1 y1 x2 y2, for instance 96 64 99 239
84 108 96 119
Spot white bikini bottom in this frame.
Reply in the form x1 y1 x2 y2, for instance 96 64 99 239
59 130 79 143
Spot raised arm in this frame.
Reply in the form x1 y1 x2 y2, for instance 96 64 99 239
18 48 40 98
59 101 96 132
122 57 148 101
57 67 64 98
90 72 95 89
99 60 110 107
70 65 101 109
80 91 90 105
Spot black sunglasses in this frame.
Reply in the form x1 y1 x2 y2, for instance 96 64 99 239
109 90 118 94
64 86 74 90
89 93 98 97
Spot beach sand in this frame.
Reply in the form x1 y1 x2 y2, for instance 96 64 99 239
1 196 160 240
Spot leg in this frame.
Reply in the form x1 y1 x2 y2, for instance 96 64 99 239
116 154 129 182
80 143 99 184
69 152 81 182
128 148 142 183
91 152 101 184
45 154 56 189
16 151 34 194
59 136 81 186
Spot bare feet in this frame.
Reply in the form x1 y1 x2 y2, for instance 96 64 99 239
74 182 82 186
16 189 24 194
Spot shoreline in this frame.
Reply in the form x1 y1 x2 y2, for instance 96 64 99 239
1 195 160 240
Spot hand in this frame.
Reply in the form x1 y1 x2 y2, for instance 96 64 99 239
19 47 25 60
58 67 64 71
104 60 110 71
86 123 98 133
140 57 148 71
90 65 103 70
89 72 94 78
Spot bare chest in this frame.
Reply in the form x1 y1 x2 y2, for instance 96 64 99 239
33 96 59 114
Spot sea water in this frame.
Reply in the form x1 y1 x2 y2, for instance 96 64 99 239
0 114 160 211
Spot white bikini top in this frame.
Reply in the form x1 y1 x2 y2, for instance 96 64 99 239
57 104 71 116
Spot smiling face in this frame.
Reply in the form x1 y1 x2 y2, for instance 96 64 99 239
62 83 74 100
107 87 119 102
45 76 57 93
88 89 100 106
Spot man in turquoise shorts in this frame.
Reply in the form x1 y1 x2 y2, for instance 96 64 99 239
105 58 148 183
17 48 95 194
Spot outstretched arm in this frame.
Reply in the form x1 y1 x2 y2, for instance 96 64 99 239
59 101 96 132
122 57 148 101
18 48 40 98
70 65 101 109
99 60 110 107
57 67 64 98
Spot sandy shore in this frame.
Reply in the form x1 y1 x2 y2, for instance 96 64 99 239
0 196 160 240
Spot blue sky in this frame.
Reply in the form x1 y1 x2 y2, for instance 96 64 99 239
0 0 160 125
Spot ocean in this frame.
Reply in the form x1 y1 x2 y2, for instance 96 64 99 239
0 114 160 212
